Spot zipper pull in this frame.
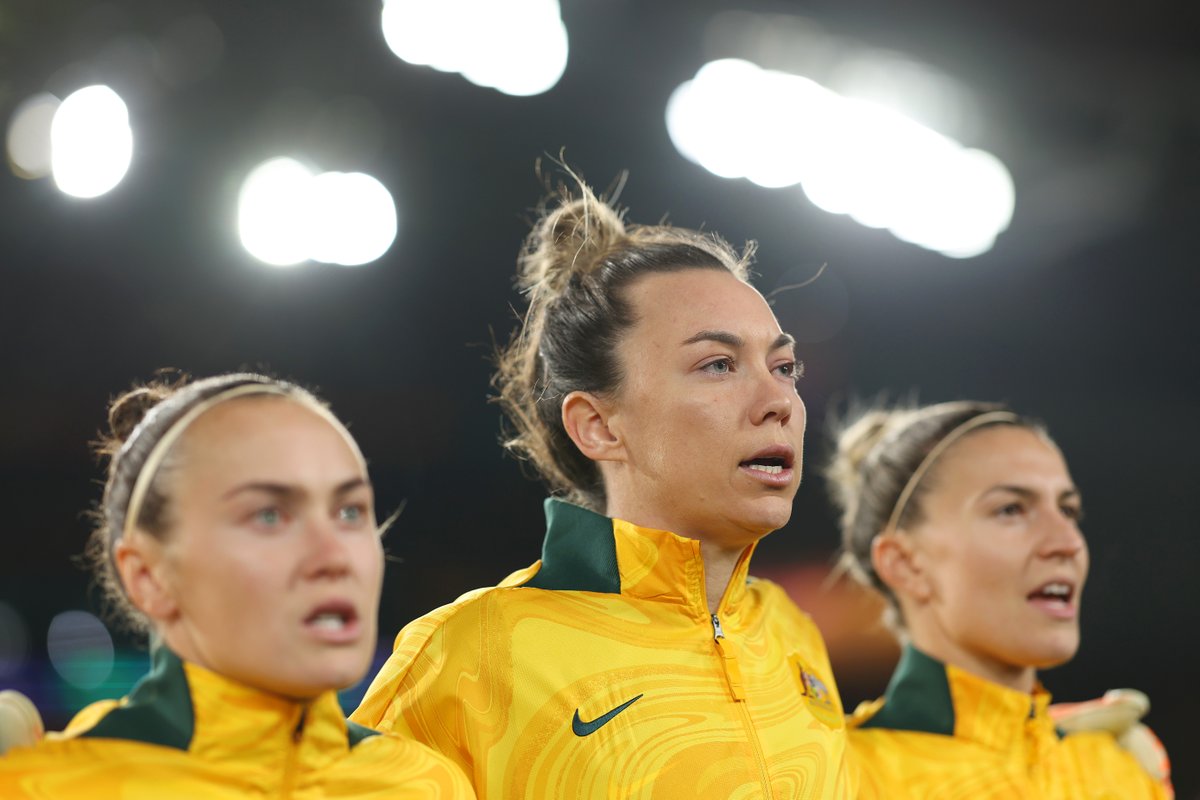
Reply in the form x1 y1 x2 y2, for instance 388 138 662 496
712 614 746 701
293 707 308 744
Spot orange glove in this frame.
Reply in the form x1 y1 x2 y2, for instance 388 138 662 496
0 690 44 755
1050 689 1172 793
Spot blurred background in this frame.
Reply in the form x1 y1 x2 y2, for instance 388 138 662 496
1 0 1196 791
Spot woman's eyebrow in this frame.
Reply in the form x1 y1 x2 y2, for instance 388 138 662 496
993 484 1031 494
682 330 742 348
771 332 796 351
982 485 1081 502
221 482 298 501
680 331 796 351
220 477 369 501
332 477 371 497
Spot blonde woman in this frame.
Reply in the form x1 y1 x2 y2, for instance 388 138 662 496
0 374 474 799
827 401 1171 798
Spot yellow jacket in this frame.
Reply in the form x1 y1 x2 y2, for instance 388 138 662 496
848 645 1171 799
353 499 854 799
0 643 474 799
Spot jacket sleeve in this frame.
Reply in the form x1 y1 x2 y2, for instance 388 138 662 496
351 590 514 789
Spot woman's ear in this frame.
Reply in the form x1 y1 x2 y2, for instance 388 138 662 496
114 534 179 623
561 390 624 463
872 532 933 603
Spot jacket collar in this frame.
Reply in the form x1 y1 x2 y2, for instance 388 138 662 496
855 644 1057 751
82 641 375 768
522 498 756 618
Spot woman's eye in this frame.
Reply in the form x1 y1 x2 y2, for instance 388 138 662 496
996 502 1024 518
1061 505 1084 522
338 504 368 524
254 507 283 526
702 358 733 375
775 360 804 382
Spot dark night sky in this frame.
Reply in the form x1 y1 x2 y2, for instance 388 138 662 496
1 0 1197 793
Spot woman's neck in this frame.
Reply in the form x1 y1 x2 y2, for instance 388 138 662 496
906 633 1038 694
699 539 748 615
603 499 754 614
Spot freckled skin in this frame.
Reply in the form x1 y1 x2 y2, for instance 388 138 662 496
601 269 806 553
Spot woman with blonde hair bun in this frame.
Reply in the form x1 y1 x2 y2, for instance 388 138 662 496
354 173 855 798
0 373 474 799
827 400 1171 798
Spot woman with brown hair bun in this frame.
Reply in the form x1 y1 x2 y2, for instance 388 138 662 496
0 373 474 799
827 401 1171 798
354 174 855 798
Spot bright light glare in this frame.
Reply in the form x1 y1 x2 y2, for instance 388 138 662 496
306 172 398 266
667 60 761 180
50 85 133 198
238 158 315 267
381 0 568 96
665 60 1014 258
238 158 398 267
47 611 114 690
7 93 60 179
380 0 452 68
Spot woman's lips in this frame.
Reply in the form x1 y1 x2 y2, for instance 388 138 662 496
738 463 795 487
1026 581 1078 620
303 601 362 644
739 444 796 487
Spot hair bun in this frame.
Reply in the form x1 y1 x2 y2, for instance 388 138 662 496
94 378 186 461
825 408 921 532
517 179 628 298
830 410 912 487
108 385 174 441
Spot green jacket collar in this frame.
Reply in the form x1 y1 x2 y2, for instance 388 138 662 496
524 498 621 593
523 498 757 618
82 640 195 749
80 641 377 754
857 644 1059 750
857 644 956 735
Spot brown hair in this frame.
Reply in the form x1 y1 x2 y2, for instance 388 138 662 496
825 401 1045 629
494 170 754 511
86 372 327 633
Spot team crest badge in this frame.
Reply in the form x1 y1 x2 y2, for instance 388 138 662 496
790 653 844 729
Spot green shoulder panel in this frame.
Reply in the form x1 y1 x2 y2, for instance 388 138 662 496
524 498 620 594
81 642 194 750
858 644 955 736
346 719 381 747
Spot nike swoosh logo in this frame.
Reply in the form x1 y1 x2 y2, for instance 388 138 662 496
571 693 644 737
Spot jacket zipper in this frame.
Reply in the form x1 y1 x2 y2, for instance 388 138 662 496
711 613 746 700
280 707 307 799
712 612 773 797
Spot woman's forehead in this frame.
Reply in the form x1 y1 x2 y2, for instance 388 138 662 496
627 269 782 338
937 426 1071 492
177 396 366 478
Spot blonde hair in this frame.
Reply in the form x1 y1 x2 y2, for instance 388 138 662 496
825 401 1043 631
86 372 332 633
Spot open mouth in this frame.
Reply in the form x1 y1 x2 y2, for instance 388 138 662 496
739 445 794 471
742 458 787 474
1026 581 1078 618
1027 582 1073 603
739 446 796 482
304 601 359 635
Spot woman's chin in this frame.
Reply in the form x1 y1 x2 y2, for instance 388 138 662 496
265 655 373 700
738 496 795 537
1023 635 1082 671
